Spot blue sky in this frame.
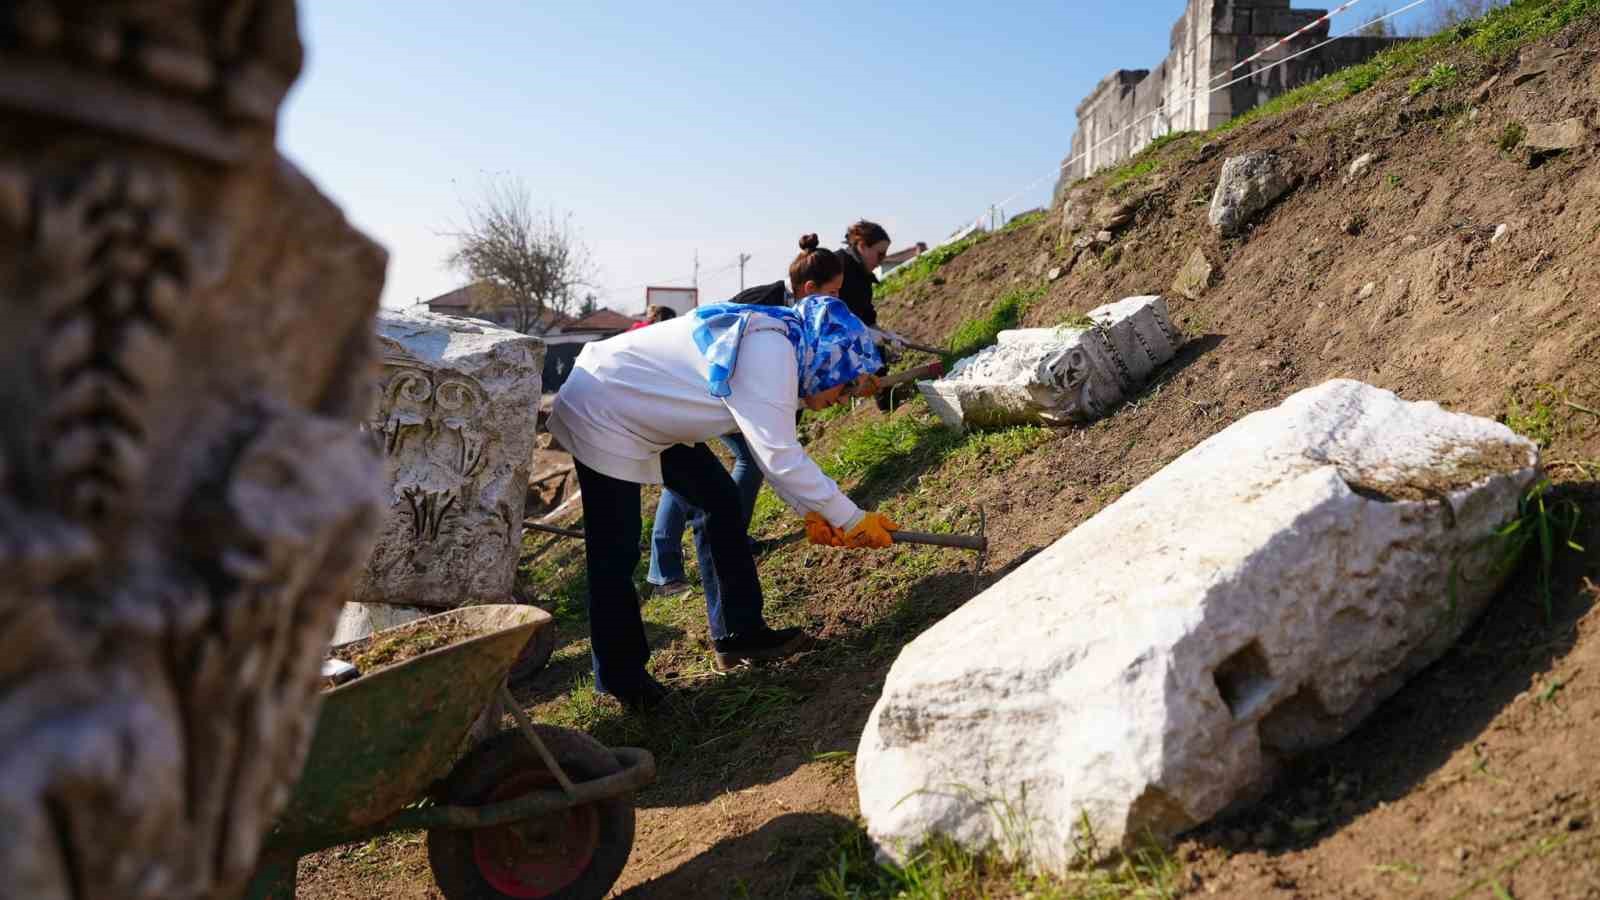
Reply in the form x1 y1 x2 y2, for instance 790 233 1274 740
280 1 1428 314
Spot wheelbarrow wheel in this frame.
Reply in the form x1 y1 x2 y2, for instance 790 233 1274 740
507 621 557 686
428 725 636 900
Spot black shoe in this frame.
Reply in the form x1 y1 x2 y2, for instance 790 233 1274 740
604 674 671 713
712 626 809 671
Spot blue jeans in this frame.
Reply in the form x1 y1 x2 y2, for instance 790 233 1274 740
646 433 763 639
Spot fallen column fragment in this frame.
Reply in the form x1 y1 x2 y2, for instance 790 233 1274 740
918 295 1182 430
858 380 1539 872
353 310 545 619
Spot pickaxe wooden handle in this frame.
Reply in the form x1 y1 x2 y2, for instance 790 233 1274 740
526 521 584 540
874 361 944 392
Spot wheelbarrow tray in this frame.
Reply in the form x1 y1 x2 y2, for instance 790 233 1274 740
265 603 551 855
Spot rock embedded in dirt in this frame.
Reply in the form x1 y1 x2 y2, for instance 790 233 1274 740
1492 224 1510 245
1345 152 1378 183
1523 117 1589 152
857 380 1538 871
359 310 545 610
918 295 1182 429
1209 152 1296 237
1173 248 1217 300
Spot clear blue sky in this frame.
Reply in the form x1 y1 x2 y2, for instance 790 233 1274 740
280 1 1429 314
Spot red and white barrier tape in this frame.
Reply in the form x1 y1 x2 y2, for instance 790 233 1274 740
1211 0 1369 83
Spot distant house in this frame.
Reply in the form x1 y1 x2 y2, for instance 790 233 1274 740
874 242 929 279
424 281 574 334
564 308 639 336
423 283 643 392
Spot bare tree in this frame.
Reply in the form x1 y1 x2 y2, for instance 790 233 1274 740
1422 0 1506 34
1358 5 1396 37
443 175 595 334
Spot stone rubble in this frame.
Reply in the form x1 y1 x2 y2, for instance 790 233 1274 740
857 380 1538 872
918 296 1182 430
1523 117 1589 152
1172 248 1216 300
1209 152 1295 237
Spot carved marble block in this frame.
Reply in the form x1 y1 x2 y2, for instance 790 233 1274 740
919 295 1183 429
860 381 1538 870
0 3 387 898
358 310 545 610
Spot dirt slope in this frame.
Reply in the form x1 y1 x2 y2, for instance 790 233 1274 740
298 10 1600 900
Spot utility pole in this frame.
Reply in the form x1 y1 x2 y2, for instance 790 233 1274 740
737 252 752 290
693 249 699 289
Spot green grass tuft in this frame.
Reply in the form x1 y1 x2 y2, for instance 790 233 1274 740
875 232 990 299
1499 121 1527 151
1214 0 1600 137
1408 62 1462 95
943 284 1044 368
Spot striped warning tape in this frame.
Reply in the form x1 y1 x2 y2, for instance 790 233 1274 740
1211 0 1370 83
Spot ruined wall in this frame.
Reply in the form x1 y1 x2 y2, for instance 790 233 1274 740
1056 0 1406 195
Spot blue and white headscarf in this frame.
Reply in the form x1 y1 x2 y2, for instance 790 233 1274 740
690 294 882 399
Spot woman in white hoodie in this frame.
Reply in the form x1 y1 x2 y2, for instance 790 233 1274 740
546 238 897 710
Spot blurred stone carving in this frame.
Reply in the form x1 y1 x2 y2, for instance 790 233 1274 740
0 2 387 898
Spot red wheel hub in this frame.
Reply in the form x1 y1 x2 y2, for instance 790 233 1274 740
472 769 600 898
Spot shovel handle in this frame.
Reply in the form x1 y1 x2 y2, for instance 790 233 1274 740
890 529 986 551
526 521 585 540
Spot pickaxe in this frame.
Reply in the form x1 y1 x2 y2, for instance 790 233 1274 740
527 506 987 569
869 327 947 358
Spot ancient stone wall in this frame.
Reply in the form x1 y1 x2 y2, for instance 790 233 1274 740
1055 0 1406 198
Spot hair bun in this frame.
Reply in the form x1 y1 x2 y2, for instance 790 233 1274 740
798 233 820 252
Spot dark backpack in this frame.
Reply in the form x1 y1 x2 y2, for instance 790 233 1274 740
726 280 789 307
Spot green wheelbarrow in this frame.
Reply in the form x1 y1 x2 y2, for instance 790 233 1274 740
246 604 656 900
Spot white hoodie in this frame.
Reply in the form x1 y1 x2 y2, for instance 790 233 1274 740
546 313 865 530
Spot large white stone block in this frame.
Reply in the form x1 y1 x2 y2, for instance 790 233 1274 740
919 296 1182 429
858 380 1538 871
358 310 545 608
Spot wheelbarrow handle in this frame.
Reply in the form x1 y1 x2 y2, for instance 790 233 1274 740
890 529 987 552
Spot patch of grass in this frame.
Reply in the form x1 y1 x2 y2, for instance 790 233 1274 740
1488 479 1586 621
1104 131 1198 191
999 209 1047 233
943 284 1045 368
875 232 990 299
827 415 963 482
1214 0 1600 136
1409 62 1462 95
1386 173 1404 188
1499 121 1527 151
1503 385 1563 446
816 824 1182 900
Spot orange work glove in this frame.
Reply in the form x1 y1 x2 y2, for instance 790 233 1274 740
841 512 899 549
804 511 844 547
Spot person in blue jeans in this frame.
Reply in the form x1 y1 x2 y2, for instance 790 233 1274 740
647 272 797 598
647 433 762 598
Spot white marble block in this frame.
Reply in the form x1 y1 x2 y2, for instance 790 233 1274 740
858 380 1539 871
919 295 1182 429
357 310 545 609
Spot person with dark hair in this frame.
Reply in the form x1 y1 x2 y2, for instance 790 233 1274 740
548 238 896 710
836 219 897 411
837 220 891 326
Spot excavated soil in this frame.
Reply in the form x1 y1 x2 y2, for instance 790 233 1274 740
298 19 1600 900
